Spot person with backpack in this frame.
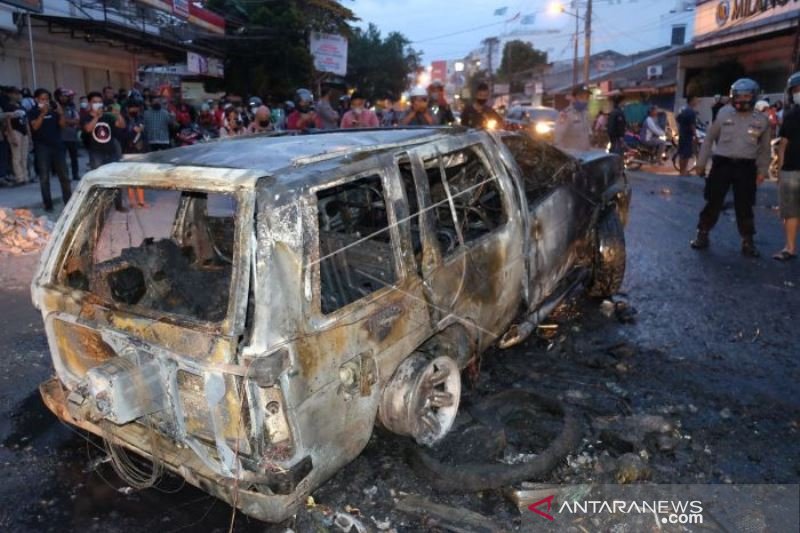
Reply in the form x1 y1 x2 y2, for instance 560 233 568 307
676 96 699 176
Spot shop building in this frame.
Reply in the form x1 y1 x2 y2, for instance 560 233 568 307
0 0 224 94
677 0 800 122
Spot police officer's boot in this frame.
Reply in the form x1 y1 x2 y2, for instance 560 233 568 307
741 237 760 258
690 230 709 250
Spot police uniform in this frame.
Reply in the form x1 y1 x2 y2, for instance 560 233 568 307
695 104 770 240
554 104 592 151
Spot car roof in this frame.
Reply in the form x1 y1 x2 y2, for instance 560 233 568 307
124 128 448 174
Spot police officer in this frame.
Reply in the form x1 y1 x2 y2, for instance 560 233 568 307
691 78 770 257
554 84 592 151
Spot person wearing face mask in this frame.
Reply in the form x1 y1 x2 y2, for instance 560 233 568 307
460 82 502 129
400 87 436 126
340 92 379 129
287 89 317 131
56 88 81 181
143 98 174 151
772 72 800 261
554 84 592 152
80 91 126 171
427 81 455 126
27 88 70 212
247 105 273 134
692 78 770 257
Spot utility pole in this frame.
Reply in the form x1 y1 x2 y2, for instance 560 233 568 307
572 8 579 88
583 0 592 84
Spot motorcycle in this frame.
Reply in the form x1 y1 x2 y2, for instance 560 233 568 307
620 131 672 171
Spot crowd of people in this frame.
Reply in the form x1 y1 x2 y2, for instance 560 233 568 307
2 74 798 262
0 80 468 211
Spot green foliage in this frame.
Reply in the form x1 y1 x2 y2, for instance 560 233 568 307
346 23 421 100
205 0 358 100
496 40 547 93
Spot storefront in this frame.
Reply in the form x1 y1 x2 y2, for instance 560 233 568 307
0 0 224 94
677 0 800 122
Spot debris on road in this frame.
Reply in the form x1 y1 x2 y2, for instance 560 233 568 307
395 494 504 533
333 511 368 533
0 208 53 256
615 453 652 483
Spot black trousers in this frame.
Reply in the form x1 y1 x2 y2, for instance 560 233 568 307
35 143 71 210
64 140 80 181
697 156 757 237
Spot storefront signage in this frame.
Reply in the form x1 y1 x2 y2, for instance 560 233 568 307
696 0 800 39
716 0 799 27
136 0 225 34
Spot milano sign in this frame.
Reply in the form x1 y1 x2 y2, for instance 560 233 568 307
695 0 800 39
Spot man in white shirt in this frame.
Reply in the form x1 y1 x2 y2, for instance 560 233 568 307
642 106 666 162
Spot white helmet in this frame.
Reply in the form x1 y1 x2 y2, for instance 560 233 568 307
754 100 769 112
409 86 428 99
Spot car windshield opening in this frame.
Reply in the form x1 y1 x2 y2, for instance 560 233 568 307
56 188 238 323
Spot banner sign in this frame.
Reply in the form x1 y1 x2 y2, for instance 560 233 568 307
187 52 224 78
136 0 225 34
310 32 348 76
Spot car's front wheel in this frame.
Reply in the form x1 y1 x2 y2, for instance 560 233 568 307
588 209 626 298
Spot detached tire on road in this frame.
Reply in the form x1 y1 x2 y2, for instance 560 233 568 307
588 209 626 298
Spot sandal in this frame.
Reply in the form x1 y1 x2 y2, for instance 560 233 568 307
772 250 797 261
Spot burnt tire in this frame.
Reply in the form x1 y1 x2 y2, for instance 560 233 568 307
588 209 626 298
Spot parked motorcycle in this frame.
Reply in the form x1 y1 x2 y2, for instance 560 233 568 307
620 131 672 170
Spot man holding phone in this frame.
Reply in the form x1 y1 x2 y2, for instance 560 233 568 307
27 88 71 212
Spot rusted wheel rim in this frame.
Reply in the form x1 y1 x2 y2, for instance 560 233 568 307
412 356 461 446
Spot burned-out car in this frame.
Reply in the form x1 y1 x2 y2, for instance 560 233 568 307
32 128 629 522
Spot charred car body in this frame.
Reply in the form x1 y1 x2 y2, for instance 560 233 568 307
32 128 629 522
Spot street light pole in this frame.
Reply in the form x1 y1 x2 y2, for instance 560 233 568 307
583 0 593 84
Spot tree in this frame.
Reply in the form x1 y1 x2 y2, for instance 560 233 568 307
346 23 421 100
496 40 547 93
204 0 358 99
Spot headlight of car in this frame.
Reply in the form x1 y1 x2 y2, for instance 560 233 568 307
534 121 552 135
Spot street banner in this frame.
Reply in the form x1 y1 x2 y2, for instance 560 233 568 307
0 0 42 12
310 32 348 76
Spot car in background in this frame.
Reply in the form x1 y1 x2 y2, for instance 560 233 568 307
504 105 559 141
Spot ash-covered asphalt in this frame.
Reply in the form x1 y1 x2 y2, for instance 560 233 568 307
0 170 798 532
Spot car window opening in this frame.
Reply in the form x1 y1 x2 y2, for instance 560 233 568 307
317 175 398 314
501 136 572 205
57 188 238 323
423 147 508 257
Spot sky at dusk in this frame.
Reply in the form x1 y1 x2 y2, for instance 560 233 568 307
345 0 693 64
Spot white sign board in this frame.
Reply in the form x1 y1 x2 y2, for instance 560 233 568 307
695 0 800 41
310 32 348 76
